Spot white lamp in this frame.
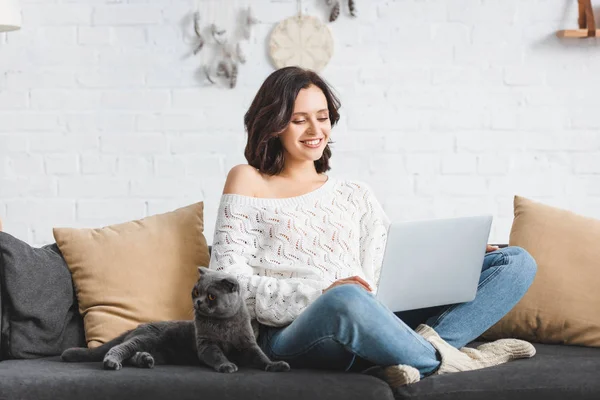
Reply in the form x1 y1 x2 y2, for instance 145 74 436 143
0 0 21 32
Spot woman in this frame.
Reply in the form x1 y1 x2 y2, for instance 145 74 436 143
208 67 537 388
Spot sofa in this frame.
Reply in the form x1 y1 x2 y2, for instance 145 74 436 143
2 235 599 400
2 341 599 400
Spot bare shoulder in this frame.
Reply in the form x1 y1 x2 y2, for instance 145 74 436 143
223 164 264 196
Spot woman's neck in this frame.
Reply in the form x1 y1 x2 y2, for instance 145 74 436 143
278 160 322 182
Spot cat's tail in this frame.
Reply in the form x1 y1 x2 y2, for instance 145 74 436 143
61 331 129 362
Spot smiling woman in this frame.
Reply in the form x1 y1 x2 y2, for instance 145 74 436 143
207 66 537 390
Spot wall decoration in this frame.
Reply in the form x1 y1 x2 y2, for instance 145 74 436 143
325 0 357 22
269 1 334 72
191 3 258 89
349 0 356 17
329 1 340 22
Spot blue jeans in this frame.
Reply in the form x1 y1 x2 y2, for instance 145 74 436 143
258 246 537 377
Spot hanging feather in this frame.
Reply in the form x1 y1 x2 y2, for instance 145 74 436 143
222 42 234 61
192 11 204 54
243 25 251 40
329 1 340 22
247 6 259 25
216 60 231 79
348 0 356 17
203 65 216 85
236 42 247 64
243 7 258 40
230 63 238 89
193 11 202 37
193 38 204 55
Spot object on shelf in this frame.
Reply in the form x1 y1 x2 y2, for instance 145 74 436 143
557 0 599 38
0 0 21 32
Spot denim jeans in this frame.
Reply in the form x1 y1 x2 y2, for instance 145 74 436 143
257 246 537 378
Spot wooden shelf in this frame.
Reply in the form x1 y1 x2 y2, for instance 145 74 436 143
557 0 598 38
556 29 600 38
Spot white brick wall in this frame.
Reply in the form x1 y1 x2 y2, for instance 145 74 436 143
1 0 599 246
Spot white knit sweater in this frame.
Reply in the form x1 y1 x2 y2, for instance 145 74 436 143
208 177 390 328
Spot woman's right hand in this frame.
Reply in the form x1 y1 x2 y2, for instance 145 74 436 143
323 276 373 294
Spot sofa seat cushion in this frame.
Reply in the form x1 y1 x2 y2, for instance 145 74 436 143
394 342 600 400
0 356 393 400
2 344 598 400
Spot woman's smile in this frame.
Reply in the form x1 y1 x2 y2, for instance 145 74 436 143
300 138 325 148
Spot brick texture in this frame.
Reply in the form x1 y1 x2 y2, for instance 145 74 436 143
0 0 598 245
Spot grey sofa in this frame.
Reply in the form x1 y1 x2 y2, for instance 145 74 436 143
1 234 599 400
2 339 600 400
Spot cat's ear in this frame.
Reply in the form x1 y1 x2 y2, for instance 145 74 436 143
219 277 239 293
198 266 208 276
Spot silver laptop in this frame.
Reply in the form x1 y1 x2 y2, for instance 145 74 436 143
375 215 493 312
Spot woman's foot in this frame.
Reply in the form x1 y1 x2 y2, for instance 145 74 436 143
415 324 536 375
363 364 420 388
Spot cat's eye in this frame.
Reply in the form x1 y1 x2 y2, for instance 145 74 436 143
207 293 216 301
192 288 199 298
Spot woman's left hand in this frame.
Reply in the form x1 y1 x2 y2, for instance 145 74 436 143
486 244 500 253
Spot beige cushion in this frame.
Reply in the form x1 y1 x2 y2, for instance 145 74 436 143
483 195 600 347
53 202 210 348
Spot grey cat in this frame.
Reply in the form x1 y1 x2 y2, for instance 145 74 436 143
61 267 290 373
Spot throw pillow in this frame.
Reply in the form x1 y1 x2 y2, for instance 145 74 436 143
482 195 600 347
53 202 210 348
0 232 85 359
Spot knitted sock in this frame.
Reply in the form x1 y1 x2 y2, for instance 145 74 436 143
363 364 420 388
415 324 536 375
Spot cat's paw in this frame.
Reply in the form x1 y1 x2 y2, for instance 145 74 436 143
265 361 290 372
217 362 238 373
138 352 155 368
103 356 122 371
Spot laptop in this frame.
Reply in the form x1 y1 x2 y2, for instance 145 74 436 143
375 215 493 312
